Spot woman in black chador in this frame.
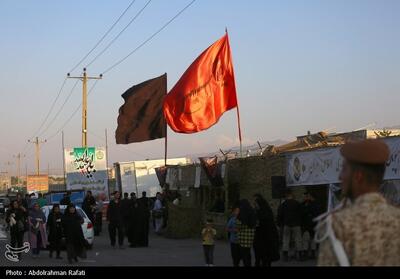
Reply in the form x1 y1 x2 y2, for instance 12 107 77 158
62 204 87 264
47 204 63 259
253 194 280 267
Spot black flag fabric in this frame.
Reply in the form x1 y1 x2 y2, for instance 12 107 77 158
199 157 224 187
116 74 167 144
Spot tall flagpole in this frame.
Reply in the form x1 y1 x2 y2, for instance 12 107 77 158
164 73 168 166
105 128 110 198
226 28 243 157
236 106 243 158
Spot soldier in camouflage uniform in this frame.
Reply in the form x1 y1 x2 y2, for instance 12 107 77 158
316 139 400 266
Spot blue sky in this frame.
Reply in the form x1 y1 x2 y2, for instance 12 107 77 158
0 0 399 174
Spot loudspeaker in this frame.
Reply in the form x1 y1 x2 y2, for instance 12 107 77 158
271 176 287 199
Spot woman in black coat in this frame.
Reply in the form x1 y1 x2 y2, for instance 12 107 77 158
253 194 280 267
62 204 87 264
6 200 28 260
47 204 63 259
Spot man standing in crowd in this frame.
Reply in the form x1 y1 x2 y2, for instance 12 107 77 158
107 191 125 249
153 193 164 235
82 191 96 224
277 190 303 261
60 191 71 206
120 193 132 240
317 139 400 266
300 192 320 260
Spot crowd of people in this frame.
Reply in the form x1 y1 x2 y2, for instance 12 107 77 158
5 193 88 264
223 195 280 267
4 187 320 267
199 191 321 267
3 189 170 264
277 190 322 262
105 191 166 249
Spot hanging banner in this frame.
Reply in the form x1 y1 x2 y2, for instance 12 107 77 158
286 147 342 187
286 137 400 187
384 137 400 180
64 147 109 198
27 175 49 193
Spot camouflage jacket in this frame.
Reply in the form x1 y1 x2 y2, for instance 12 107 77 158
317 193 400 266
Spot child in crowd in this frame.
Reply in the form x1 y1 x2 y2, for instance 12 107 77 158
201 219 217 267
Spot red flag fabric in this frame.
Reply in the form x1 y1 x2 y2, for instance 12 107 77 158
163 33 238 133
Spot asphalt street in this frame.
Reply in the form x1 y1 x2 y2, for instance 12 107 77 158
0 217 316 267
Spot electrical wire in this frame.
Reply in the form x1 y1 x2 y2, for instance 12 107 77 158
38 80 80 138
85 0 152 69
102 0 197 74
46 80 100 142
68 0 137 74
28 77 69 140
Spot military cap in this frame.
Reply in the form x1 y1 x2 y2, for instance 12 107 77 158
340 139 390 165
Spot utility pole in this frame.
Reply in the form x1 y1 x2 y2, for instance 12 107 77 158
28 137 47 176
67 68 102 148
13 153 25 186
25 164 28 187
4 161 13 192
62 131 66 188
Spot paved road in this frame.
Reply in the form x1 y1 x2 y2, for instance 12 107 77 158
0 218 315 267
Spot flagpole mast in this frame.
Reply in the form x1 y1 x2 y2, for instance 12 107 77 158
226 28 243 158
105 128 110 198
236 107 243 158
164 73 168 167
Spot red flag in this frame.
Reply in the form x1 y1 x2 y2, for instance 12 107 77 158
163 33 238 133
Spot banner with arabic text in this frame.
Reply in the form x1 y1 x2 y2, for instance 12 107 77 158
286 137 400 186
64 147 109 199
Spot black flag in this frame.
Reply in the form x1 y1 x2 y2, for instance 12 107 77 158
116 74 167 144
199 157 224 187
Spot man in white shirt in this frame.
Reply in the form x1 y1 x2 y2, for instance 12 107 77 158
152 193 164 234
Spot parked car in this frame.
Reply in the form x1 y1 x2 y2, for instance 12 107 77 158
0 197 10 215
41 205 94 249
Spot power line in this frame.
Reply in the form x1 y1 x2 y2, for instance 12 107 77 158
29 77 69 139
38 80 80 138
22 1 137 151
85 0 152 69
102 0 197 74
68 0 137 74
46 80 100 142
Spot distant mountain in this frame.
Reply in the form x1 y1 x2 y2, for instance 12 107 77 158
383 125 400 129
